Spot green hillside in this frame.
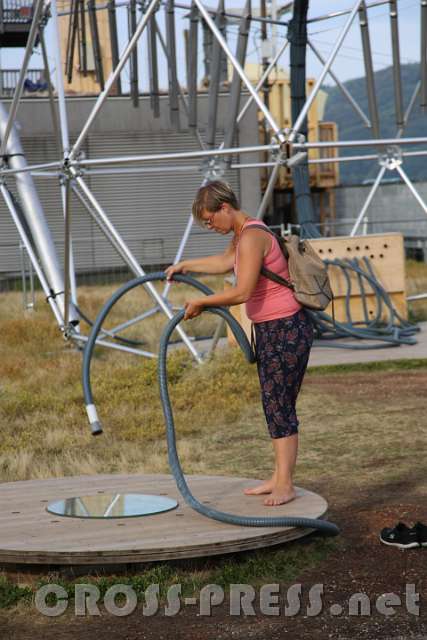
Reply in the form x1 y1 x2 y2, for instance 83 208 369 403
323 63 427 185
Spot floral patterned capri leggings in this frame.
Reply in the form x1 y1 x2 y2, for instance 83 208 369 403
253 308 314 439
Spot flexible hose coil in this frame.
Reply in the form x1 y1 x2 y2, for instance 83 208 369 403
82 272 339 536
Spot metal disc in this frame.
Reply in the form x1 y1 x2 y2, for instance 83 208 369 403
46 493 178 519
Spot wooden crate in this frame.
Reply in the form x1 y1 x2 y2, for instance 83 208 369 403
227 232 407 345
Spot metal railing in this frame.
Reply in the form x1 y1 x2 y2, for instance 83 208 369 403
0 68 45 96
0 0 33 23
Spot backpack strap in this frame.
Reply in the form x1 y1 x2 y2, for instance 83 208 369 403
240 223 295 291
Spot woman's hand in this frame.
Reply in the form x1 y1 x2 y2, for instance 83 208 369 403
165 262 187 281
184 299 204 320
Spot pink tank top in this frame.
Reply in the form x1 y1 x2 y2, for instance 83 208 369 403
234 219 302 323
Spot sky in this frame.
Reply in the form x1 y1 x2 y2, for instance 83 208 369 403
0 0 422 91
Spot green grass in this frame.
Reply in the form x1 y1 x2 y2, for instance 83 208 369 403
0 536 339 609
308 357 427 375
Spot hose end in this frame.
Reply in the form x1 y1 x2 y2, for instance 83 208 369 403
91 421 103 436
86 403 103 436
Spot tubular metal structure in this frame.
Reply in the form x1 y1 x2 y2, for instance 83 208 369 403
1 0 426 359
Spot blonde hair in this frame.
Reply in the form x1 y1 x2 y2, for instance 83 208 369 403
192 181 240 224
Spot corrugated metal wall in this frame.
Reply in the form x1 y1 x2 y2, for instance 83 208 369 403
0 94 259 278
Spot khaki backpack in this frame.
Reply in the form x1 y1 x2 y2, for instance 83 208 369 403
243 224 333 312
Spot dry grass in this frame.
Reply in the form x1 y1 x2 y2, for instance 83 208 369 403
0 266 426 497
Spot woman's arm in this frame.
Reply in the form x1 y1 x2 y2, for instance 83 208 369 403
165 240 235 279
183 230 268 319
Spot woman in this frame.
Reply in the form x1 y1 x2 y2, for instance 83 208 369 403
165 181 314 506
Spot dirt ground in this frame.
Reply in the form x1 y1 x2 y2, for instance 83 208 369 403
1 369 426 640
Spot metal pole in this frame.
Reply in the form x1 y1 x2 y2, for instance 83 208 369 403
165 0 180 127
0 161 63 177
0 103 78 324
223 0 251 152
147 14 160 116
421 0 427 107
88 0 105 90
193 0 282 137
187 2 199 129
51 0 71 155
290 0 363 141
69 0 161 160
234 38 289 125
256 159 281 219
73 174 203 362
0 183 64 327
349 165 386 236
108 0 122 94
0 0 45 158
128 0 138 106
395 164 427 215
74 143 277 166
39 30 62 157
307 38 370 128
63 178 72 328
307 1 390 24
389 0 403 127
206 0 226 147
358 2 380 138
71 332 157 358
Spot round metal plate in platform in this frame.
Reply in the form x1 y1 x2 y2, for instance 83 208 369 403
46 493 178 519
0 473 330 567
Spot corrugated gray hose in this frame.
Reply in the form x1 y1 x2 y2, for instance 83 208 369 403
82 272 340 536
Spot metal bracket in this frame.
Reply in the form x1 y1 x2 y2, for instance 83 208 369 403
201 157 226 181
271 128 307 167
378 145 403 170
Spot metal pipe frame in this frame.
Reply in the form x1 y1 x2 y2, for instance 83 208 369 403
72 332 157 358
395 163 427 215
290 0 364 142
0 0 45 158
307 38 370 128
307 0 390 24
0 182 64 327
73 143 279 166
69 0 161 160
193 0 283 138
72 173 202 362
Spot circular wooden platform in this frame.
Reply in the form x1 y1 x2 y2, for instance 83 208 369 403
0 473 329 566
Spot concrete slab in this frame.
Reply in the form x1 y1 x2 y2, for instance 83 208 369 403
308 321 427 368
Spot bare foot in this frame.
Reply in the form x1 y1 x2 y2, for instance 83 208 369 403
244 477 276 495
263 486 296 506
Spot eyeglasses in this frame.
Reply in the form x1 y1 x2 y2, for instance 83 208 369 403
201 210 218 228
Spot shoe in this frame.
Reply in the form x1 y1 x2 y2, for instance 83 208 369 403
414 521 427 547
379 522 420 549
